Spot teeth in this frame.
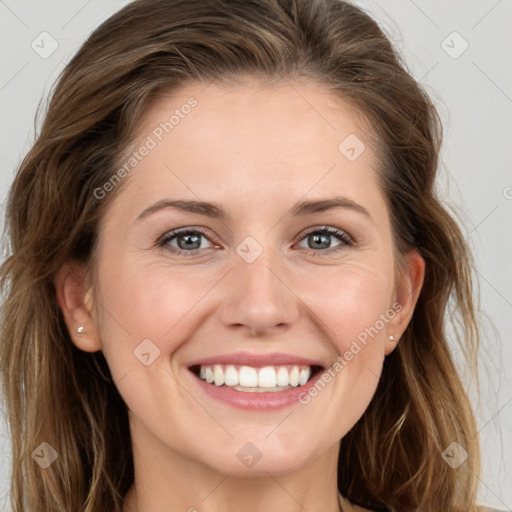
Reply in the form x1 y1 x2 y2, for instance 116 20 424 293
289 366 299 387
196 363 315 389
214 365 225 386
299 367 311 386
239 366 258 387
258 366 276 388
276 366 289 386
224 365 239 386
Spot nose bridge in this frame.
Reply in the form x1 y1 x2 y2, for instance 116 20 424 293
219 236 300 334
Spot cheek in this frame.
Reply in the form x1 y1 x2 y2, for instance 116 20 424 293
94 257 219 360
92 260 219 425
299 257 393 345
291 262 393 435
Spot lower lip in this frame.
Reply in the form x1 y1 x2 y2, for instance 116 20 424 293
189 369 325 411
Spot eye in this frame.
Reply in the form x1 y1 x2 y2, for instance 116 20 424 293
157 227 215 255
295 226 354 254
157 225 354 256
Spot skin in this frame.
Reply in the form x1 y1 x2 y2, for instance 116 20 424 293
55 77 424 512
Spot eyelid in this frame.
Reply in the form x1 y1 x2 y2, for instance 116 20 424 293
294 225 354 245
157 226 216 249
293 226 355 256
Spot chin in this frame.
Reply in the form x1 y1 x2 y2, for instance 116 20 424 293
194 437 319 477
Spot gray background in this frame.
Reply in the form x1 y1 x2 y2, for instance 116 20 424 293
0 1 511 510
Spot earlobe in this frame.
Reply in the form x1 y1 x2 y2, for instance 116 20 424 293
54 262 102 353
384 249 425 355
384 335 400 355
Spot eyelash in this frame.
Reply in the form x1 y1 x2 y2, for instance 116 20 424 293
156 226 355 257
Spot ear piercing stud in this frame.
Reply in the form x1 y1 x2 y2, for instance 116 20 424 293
77 326 86 334
389 335 398 342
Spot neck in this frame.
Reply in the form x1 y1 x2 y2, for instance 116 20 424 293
124 487 348 512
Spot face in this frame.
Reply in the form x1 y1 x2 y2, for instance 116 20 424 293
62 78 423 477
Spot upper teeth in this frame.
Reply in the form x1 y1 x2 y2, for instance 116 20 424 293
198 364 312 388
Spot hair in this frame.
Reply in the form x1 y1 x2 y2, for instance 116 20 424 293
0 0 481 511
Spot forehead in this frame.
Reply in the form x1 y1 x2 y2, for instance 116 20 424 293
108 78 384 222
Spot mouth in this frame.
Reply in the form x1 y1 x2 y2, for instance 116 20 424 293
186 352 327 411
188 363 324 392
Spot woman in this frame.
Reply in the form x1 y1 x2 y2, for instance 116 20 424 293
0 0 502 511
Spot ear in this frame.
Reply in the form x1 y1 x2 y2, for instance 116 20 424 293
384 249 425 356
54 261 102 352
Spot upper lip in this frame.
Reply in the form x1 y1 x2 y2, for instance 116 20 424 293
187 352 324 368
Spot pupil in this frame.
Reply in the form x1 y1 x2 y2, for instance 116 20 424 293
179 234 200 250
311 233 329 249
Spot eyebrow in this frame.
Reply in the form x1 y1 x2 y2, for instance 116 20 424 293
135 196 373 223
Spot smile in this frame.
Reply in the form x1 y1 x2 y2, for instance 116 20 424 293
186 352 326 411
192 364 322 391
187 363 326 411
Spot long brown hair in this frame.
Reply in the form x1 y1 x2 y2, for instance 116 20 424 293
0 0 481 510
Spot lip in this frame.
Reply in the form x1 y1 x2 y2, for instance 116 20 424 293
187 351 323 368
190 369 324 411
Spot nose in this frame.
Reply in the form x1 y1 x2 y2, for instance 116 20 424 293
219 250 301 337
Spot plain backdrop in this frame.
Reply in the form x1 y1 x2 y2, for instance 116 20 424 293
0 1 511 511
